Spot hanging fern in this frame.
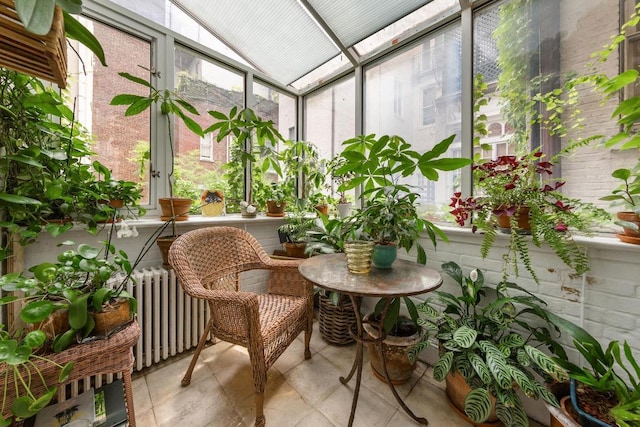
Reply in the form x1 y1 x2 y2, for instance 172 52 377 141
480 227 497 259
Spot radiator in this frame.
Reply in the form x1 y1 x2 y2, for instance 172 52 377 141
124 267 209 371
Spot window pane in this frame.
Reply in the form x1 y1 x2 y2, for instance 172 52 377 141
68 18 152 205
364 23 462 221
305 77 356 204
174 47 244 212
473 0 636 214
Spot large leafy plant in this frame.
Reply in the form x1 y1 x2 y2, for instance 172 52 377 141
0 241 136 353
335 133 472 265
409 261 569 427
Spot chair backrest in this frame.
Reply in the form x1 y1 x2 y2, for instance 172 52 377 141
168 226 273 296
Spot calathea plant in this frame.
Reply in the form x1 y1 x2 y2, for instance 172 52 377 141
409 261 568 427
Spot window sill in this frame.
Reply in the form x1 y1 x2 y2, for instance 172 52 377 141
436 224 640 253
120 213 286 230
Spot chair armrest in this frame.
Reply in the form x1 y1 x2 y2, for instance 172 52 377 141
264 258 313 298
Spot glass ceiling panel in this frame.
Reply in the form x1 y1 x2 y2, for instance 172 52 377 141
308 0 432 47
291 54 352 91
173 0 340 85
354 0 459 56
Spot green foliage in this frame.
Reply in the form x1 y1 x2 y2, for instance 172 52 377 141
0 327 73 425
206 107 284 206
0 68 124 257
600 167 640 220
337 134 471 264
451 151 609 283
543 311 640 427
0 241 136 352
410 261 568 427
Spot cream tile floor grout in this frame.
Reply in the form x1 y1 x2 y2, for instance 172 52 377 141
131 320 546 427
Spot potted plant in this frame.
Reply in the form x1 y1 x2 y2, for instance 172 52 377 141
409 261 569 426
540 311 640 427
599 166 640 243
111 72 204 263
277 204 317 258
449 150 609 283
210 107 284 212
327 155 354 218
0 240 137 353
90 160 145 222
336 133 472 269
260 180 292 217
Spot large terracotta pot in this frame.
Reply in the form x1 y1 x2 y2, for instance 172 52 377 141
616 211 640 242
445 371 501 426
363 314 422 385
159 197 193 221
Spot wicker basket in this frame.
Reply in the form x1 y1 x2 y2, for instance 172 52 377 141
318 293 359 345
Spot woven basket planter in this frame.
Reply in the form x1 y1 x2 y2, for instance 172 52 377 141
318 293 359 345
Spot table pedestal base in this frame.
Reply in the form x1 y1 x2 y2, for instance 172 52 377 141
340 295 428 426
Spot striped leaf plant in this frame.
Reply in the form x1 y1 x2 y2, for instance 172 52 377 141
409 261 569 427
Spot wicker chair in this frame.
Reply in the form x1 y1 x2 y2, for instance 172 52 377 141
168 226 313 427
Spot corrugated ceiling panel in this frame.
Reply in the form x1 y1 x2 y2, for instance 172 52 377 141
173 0 340 85
308 0 432 46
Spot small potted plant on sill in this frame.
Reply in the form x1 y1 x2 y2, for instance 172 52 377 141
409 261 569 426
599 166 640 244
327 155 354 218
449 150 609 283
261 180 292 217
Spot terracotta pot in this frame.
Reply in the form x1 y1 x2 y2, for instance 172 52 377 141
266 200 286 217
92 298 133 338
159 197 193 221
616 211 640 239
363 314 422 385
445 371 500 425
496 206 531 231
157 235 178 269
284 242 307 258
314 204 328 215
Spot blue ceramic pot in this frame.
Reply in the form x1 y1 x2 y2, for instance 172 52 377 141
372 244 397 269
570 379 613 427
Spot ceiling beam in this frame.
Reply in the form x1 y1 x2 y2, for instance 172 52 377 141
298 0 359 67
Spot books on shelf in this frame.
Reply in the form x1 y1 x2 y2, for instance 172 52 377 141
28 379 128 427
34 388 95 427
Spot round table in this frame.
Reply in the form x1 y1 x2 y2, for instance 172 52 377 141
299 253 442 426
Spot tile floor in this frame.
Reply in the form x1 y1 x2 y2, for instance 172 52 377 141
132 320 546 427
